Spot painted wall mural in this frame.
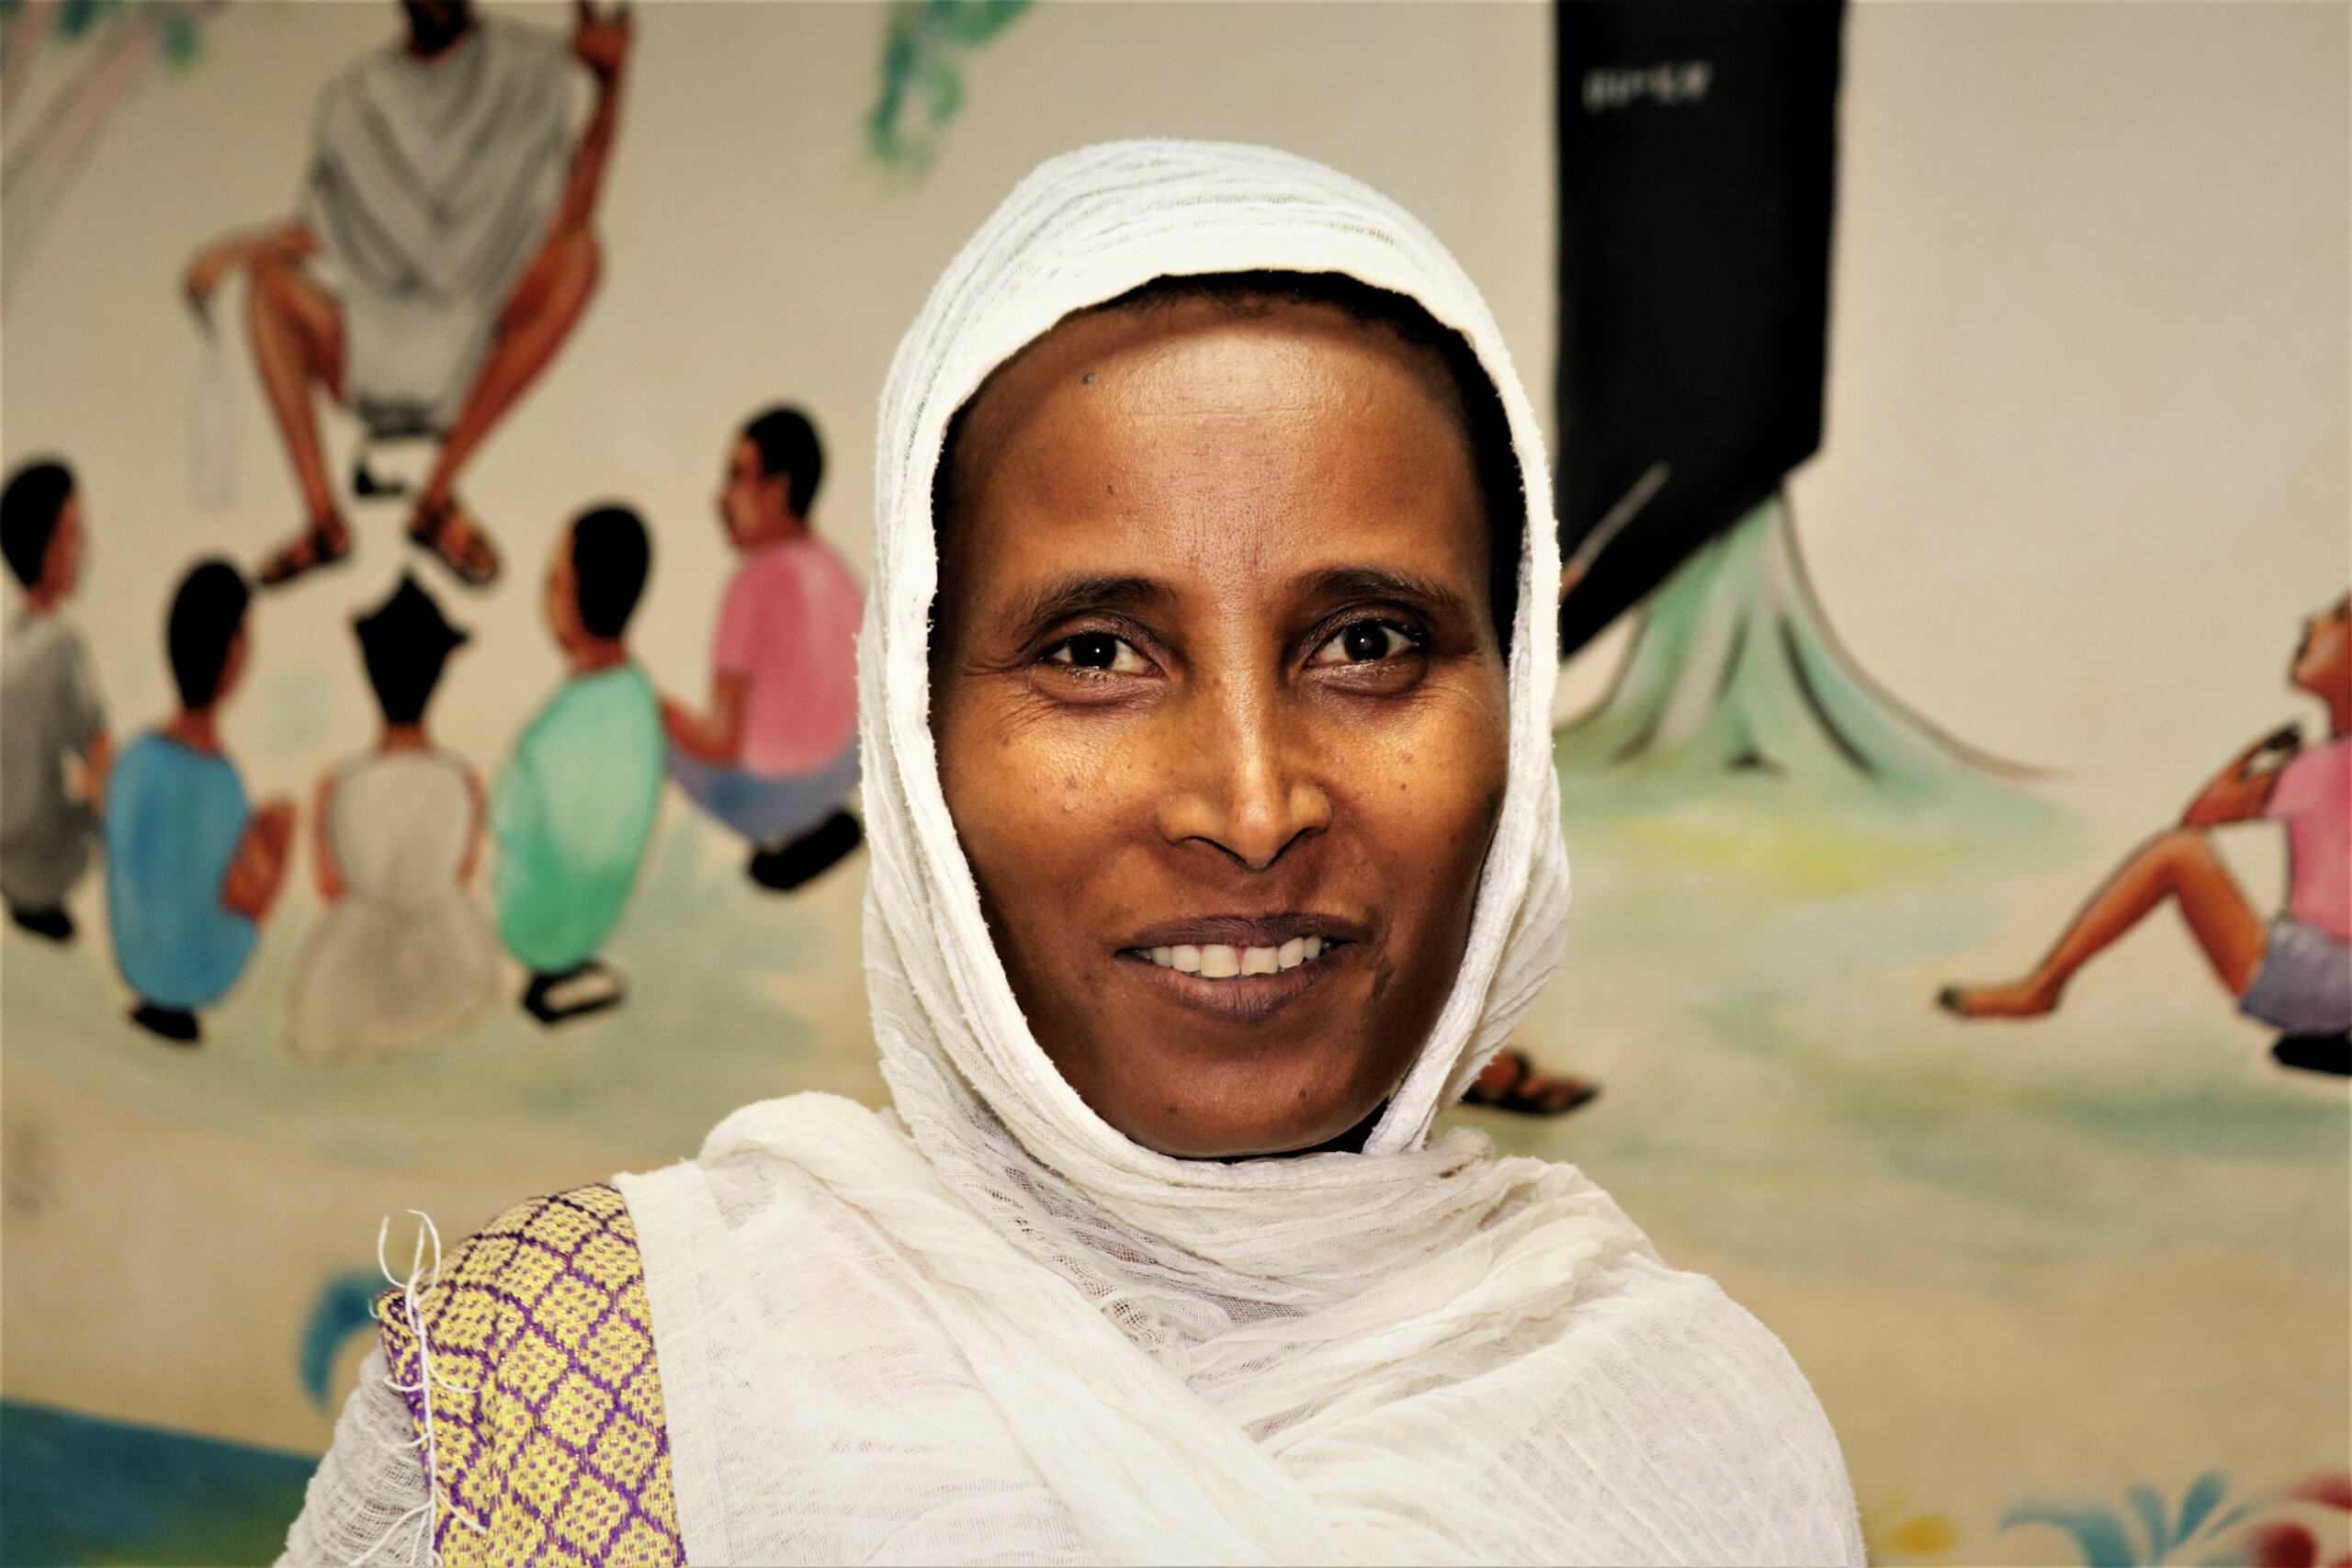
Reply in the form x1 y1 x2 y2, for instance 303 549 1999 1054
0 3 2343 1563
0 0 223 300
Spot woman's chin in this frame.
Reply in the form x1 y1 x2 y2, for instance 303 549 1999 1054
1025 948 1425 1159
1091 1057 1397 1161
1127 1111 1372 1162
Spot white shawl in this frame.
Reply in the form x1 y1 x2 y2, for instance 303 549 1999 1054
616 141 1861 1567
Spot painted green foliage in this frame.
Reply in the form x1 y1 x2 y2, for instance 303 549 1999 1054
1 0 202 67
1996 1469 2352 1567
867 0 1033 173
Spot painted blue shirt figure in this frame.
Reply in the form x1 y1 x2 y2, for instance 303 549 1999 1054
106 560 295 1044
106 735 256 1009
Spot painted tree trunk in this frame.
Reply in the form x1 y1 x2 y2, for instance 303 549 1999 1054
1557 492 2032 812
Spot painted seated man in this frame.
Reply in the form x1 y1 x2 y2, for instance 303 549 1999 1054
106 561 295 1043
1 460 111 943
181 0 630 591
287 574 499 1064
493 505 662 1025
663 408 864 891
1942 593 2352 1077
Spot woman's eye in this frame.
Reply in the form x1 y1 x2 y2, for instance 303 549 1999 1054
1310 619 1420 667
1045 632 1149 674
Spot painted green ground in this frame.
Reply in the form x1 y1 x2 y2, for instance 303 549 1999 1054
0 814 878 1172
3 731 2344 1564
1461 761 2348 1287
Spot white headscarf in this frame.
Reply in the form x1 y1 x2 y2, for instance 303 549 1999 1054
618 141 1860 1567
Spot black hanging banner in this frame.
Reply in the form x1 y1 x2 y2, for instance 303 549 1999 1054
1555 0 1845 659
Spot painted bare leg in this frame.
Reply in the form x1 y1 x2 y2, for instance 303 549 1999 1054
1940 827 2268 1019
408 225 602 587
247 258 353 586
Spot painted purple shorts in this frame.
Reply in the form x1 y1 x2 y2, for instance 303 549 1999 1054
2240 916 2352 1034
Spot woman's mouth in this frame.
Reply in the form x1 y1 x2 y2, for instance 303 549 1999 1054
1143 935 1329 977
1114 917 1364 1021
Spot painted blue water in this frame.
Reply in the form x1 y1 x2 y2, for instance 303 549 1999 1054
0 1400 313 1566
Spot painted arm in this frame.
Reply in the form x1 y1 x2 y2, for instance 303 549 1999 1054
662 673 748 765
311 773 345 903
2181 726 2299 827
80 728 112 816
183 220 318 318
221 798 297 920
458 765 488 886
553 1 631 234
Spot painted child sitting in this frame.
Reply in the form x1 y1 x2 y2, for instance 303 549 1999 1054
1 459 111 943
492 505 663 1024
1942 593 2352 1076
662 408 864 892
286 574 498 1063
106 560 295 1043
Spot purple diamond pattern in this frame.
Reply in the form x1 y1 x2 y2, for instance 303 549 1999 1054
378 1184 684 1568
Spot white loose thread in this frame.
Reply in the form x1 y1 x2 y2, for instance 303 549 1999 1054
348 1212 486 1568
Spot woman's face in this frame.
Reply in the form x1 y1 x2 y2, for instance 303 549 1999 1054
932 296 1510 1159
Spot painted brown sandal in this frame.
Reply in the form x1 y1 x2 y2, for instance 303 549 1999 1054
256 519 353 590
1462 1049 1601 1118
408 493 502 589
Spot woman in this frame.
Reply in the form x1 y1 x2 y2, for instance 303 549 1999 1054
283 141 1860 1566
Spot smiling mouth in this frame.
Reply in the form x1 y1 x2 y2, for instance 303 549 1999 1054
1114 916 1365 1020
1139 935 1331 977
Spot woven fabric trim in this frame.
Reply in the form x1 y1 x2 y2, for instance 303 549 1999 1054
377 1184 684 1568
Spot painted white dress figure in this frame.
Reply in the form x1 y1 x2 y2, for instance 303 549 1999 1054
286 575 495 1063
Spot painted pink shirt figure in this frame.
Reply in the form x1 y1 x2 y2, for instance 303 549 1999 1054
2267 734 2352 942
713 536 862 777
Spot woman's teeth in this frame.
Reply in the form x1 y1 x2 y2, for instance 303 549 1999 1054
1147 937 1324 978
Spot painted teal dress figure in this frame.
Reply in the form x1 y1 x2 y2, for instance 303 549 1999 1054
107 561 295 1043
494 505 662 1024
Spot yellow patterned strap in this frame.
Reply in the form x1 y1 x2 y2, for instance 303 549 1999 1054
376 1184 684 1568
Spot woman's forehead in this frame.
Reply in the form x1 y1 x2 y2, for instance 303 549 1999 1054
955 295 1465 463
938 300 1487 600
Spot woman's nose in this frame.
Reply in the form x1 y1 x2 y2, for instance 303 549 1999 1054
1152 682 1332 872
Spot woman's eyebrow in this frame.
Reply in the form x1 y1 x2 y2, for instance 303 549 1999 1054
1301 566 1472 619
1002 573 1174 631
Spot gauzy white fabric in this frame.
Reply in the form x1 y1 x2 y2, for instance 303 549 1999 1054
616 140 1862 1567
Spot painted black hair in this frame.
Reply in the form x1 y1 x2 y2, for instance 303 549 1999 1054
166 558 250 710
933 271 1525 658
1 458 74 590
743 406 825 519
354 573 469 727
570 505 650 641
